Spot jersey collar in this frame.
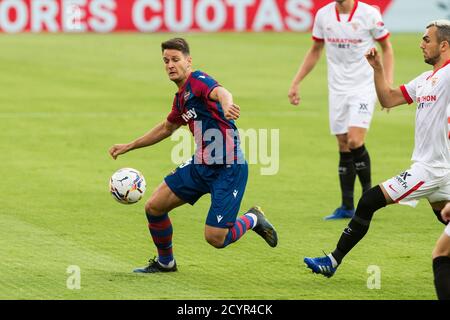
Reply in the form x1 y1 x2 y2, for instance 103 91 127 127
426 59 450 80
335 0 358 22
177 71 193 93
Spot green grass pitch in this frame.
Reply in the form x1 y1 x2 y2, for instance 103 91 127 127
0 32 441 299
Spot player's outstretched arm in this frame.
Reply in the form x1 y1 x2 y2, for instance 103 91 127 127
109 120 180 160
378 38 395 86
209 86 240 120
366 48 406 109
288 40 324 106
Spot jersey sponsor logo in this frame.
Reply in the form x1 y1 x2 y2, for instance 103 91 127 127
417 95 437 110
395 171 412 189
417 95 437 103
181 108 197 122
326 38 363 45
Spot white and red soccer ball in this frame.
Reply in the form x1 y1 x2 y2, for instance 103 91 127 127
109 168 146 204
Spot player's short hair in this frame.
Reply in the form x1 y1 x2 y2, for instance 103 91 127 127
161 38 190 56
427 20 450 44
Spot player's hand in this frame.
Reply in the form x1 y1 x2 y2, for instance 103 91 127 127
223 103 240 120
109 144 131 160
288 85 300 106
441 203 450 223
365 47 382 70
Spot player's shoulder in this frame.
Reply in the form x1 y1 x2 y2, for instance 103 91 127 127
315 2 336 19
434 62 450 83
409 70 433 84
190 70 219 91
191 70 213 81
357 1 382 16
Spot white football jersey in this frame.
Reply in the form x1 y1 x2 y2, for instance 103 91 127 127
401 60 450 169
312 1 389 94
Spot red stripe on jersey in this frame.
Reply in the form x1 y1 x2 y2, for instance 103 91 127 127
426 59 450 80
395 181 425 203
400 85 414 104
312 36 324 42
335 6 341 22
348 0 359 22
335 0 359 22
375 33 390 42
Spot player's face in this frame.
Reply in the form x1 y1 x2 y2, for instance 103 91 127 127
163 49 192 84
420 26 441 66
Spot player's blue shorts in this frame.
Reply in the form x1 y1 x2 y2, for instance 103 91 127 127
164 157 248 228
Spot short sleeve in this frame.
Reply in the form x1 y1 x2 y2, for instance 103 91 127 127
370 8 390 41
400 76 420 105
311 11 324 41
190 72 220 100
166 96 185 126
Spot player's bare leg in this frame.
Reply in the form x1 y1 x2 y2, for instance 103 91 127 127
134 182 185 274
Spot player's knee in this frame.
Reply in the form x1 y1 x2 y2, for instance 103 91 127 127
355 186 386 220
205 234 226 249
432 246 450 259
356 191 374 212
347 138 363 150
145 200 164 217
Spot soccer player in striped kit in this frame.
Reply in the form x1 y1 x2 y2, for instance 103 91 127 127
304 20 450 287
288 0 394 220
109 38 277 273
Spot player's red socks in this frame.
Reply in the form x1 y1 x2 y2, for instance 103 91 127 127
222 214 255 247
147 213 174 265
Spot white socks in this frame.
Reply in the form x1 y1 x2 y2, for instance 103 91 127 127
328 254 338 268
246 213 258 229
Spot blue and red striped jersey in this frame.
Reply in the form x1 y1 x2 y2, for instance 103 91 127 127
167 70 244 165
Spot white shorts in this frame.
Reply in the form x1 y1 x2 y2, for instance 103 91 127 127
382 162 450 204
329 91 377 135
445 223 450 237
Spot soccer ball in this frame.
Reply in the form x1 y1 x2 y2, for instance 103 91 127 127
109 168 146 204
